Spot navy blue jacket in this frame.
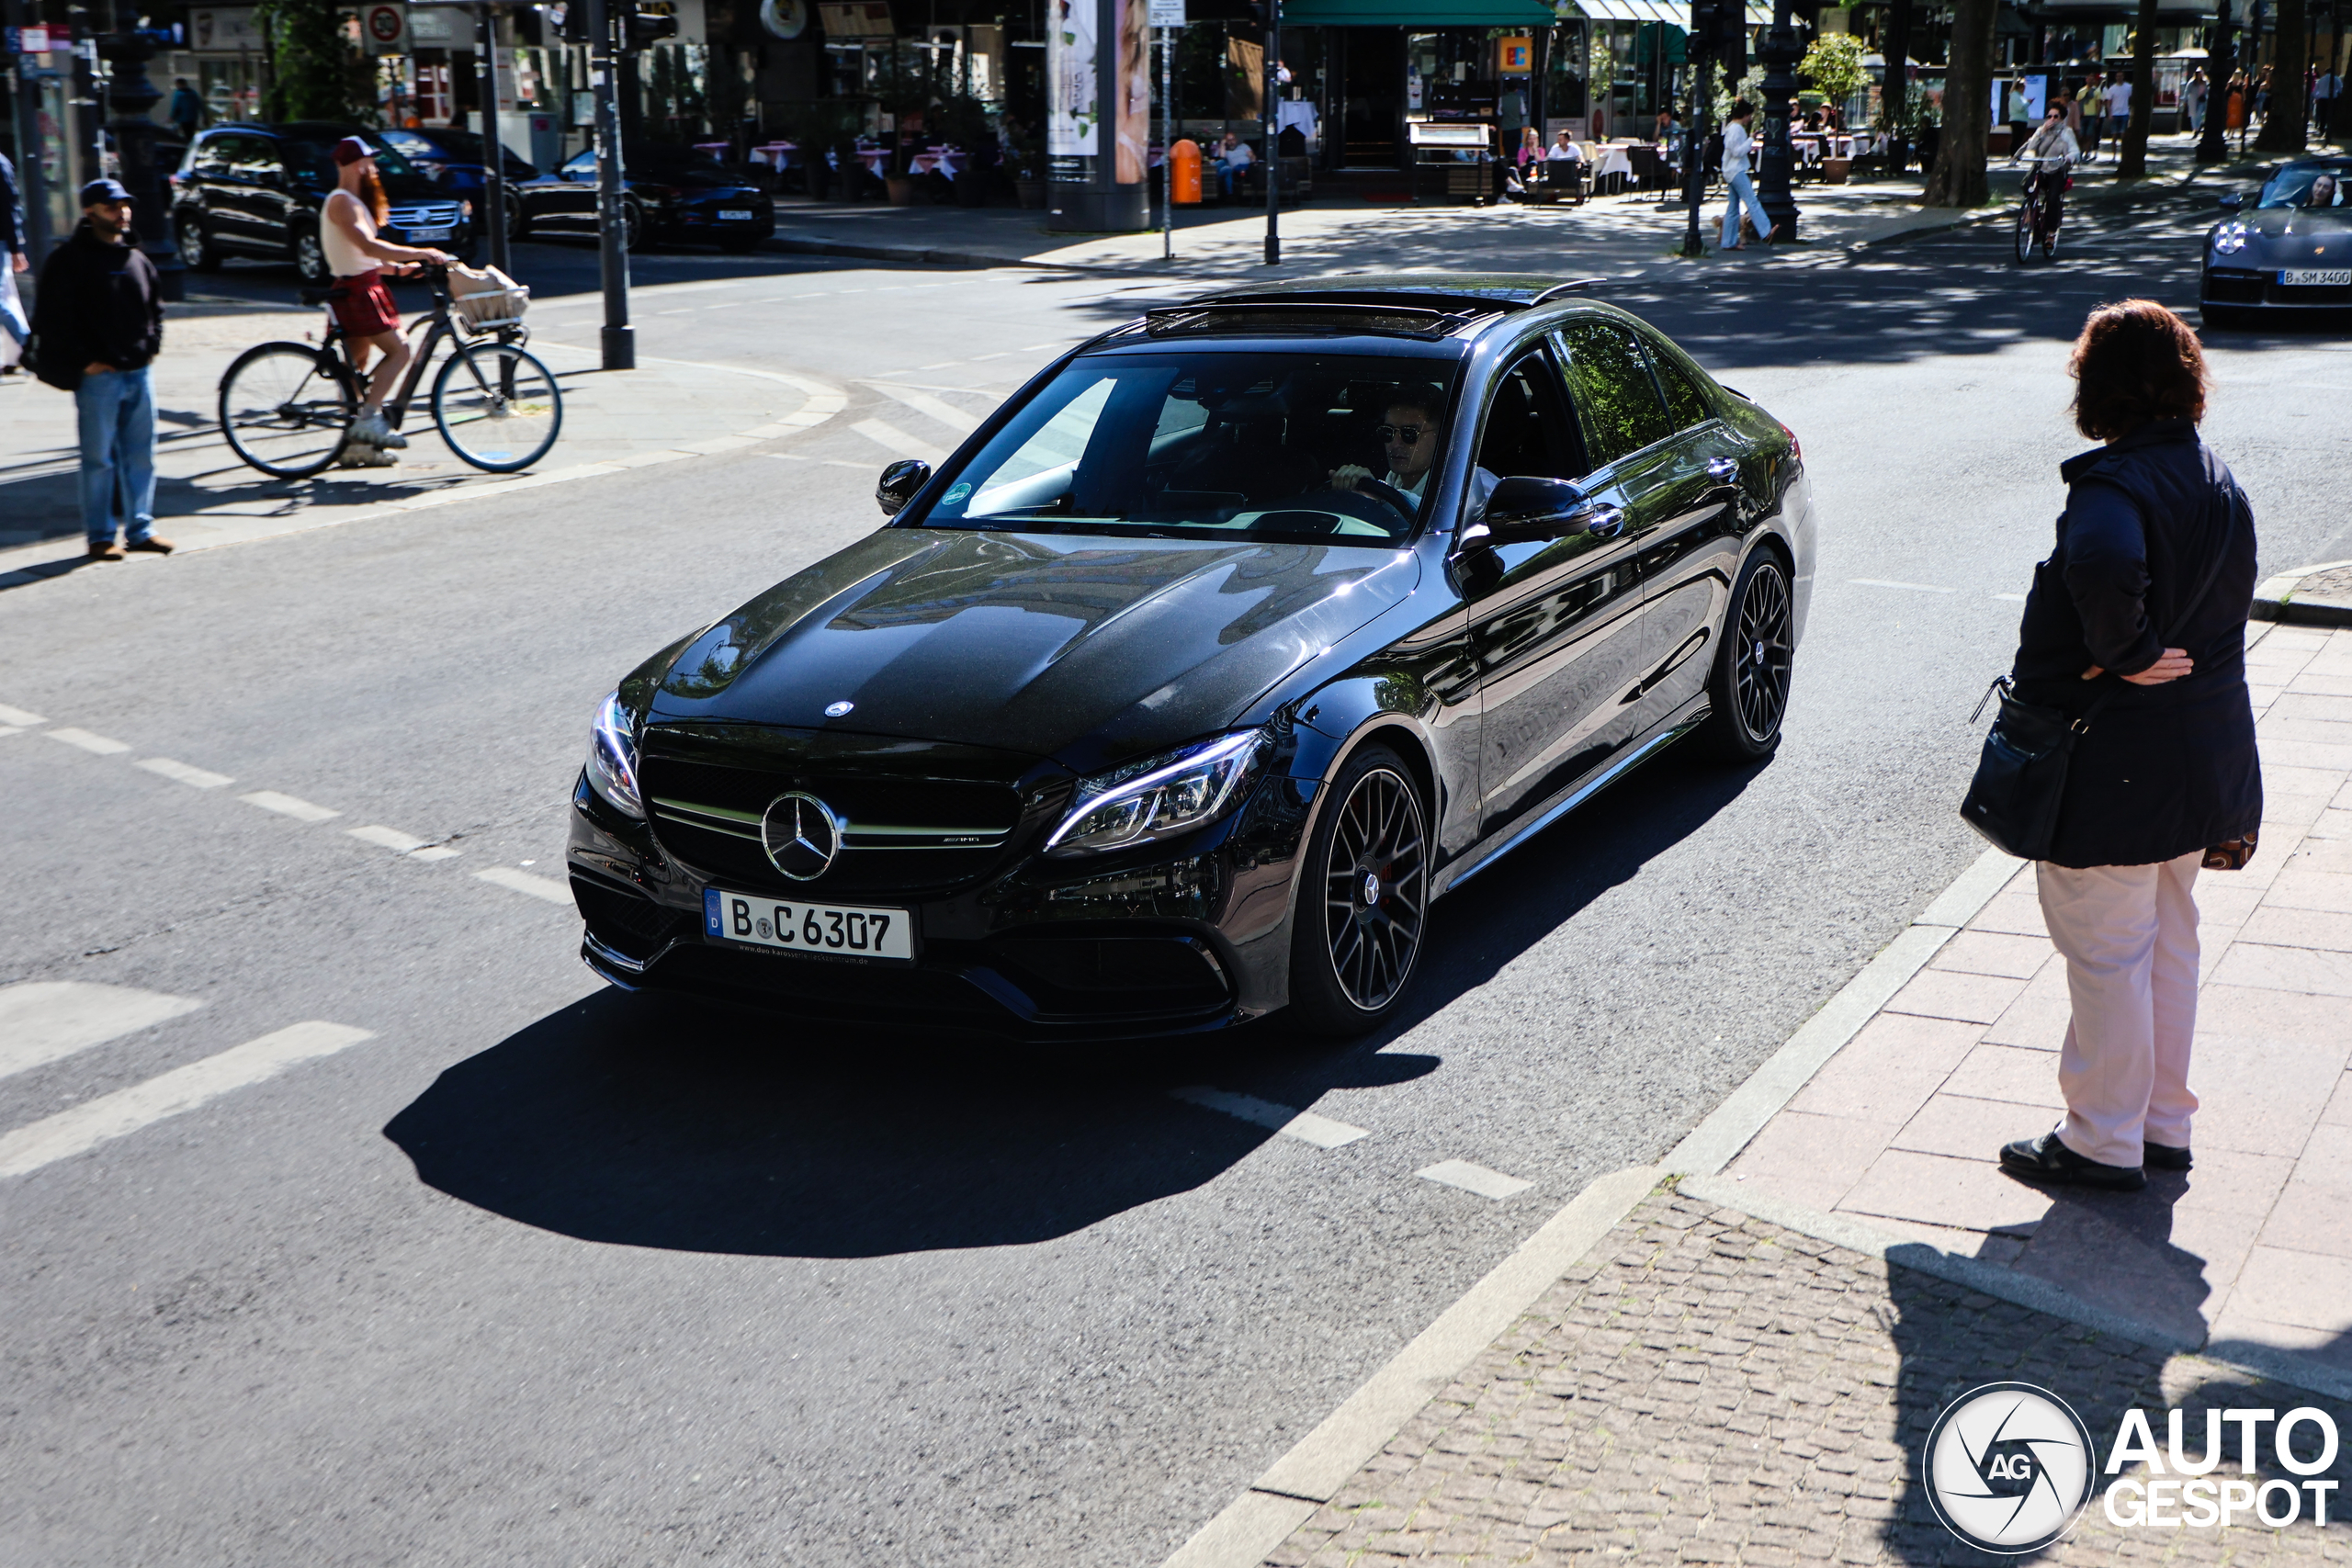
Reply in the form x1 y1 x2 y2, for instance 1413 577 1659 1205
2010 420 2262 868
0 152 24 254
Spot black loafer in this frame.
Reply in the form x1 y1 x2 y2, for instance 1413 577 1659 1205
2000 1132 2147 1191
2145 1142 2193 1171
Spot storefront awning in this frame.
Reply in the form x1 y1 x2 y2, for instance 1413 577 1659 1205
1573 0 1684 21
1280 0 1557 25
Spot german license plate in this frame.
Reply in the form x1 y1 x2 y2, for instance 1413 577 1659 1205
2278 267 2352 286
407 225 454 241
704 888 912 961
717 208 753 220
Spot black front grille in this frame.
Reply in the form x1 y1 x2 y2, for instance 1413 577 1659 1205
2205 269 2267 303
989 935 1230 1014
639 749 1036 898
572 874 695 963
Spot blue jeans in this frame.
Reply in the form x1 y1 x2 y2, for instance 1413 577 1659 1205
76 365 157 547
1721 170 1772 246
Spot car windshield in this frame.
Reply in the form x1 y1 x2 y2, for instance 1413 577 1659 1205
2258 164 2351 208
282 134 421 186
915 352 1462 545
563 147 741 186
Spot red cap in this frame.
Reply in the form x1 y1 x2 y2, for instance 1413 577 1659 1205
334 136 373 166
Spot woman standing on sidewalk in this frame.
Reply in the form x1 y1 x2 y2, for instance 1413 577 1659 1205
1996 300 2261 1194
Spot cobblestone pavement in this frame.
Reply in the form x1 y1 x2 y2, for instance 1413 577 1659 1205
1264 1191 2352 1567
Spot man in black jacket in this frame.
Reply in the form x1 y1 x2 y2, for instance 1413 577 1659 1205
31 179 173 560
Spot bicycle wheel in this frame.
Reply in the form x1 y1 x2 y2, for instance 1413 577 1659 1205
218 342 356 479
431 340 563 473
2014 193 2038 264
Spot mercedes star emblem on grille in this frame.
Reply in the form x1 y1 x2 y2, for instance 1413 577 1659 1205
760 791 842 880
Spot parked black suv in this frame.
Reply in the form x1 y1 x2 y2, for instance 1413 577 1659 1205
171 122 476 284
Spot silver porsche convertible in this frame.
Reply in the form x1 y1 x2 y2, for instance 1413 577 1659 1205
2200 156 2352 328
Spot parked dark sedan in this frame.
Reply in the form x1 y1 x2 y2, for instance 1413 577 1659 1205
568 276 1815 1039
508 142 774 252
170 121 475 283
378 125 537 202
2201 155 2352 327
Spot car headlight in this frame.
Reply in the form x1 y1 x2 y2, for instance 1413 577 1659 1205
2212 220 2249 254
584 690 644 819
1045 730 1268 857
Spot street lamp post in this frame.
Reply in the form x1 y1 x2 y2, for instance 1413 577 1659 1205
585 0 633 368
1262 0 1280 265
1754 0 1801 241
475 3 513 274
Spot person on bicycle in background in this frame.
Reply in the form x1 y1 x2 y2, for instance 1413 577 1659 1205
2013 102 2083 237
322 136 451 460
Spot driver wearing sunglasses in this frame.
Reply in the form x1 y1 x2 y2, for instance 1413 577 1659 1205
1329 387 1495 512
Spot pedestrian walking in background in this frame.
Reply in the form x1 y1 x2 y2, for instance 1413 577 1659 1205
28 179 172 560
2313 66 2341 138
1993 300 2260 1193
2103 73 2132 141
2186 67 2210 134
1719 101 1774 250
168 77 203 142
0 148 28 379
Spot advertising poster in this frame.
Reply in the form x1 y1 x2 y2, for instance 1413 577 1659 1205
1048 0 1099 157
1114 0 1149 184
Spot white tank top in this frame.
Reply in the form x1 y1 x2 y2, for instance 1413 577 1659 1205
322 190 379 280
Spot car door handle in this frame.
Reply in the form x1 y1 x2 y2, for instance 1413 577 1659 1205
1584 505 1627 540
1706 457 1739 482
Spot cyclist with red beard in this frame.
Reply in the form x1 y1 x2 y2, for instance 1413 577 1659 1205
321 136 451 460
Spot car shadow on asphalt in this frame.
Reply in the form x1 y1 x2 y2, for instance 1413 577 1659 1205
381 748 1763 1259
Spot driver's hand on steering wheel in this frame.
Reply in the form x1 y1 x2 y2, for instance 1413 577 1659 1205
1329 463 1373 492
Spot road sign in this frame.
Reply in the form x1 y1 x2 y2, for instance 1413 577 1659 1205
362 3 409 52
1148 0 1186 24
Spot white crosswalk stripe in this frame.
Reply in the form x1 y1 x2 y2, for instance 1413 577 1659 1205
867 384 981 434
1416 1159 1534 1200
1170 1086 1370 1149
851 418 946 465
0 982 203 1083
0 1021 374 1179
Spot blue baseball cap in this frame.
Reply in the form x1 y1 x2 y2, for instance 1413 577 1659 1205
80 177 133 206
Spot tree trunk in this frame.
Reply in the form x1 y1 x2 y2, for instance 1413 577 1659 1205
2256 0 2311 152
2116 0 2161 177
1923 0 1996 206
1881 0 1913 170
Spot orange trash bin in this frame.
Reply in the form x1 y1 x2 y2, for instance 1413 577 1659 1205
1171 139 1203 205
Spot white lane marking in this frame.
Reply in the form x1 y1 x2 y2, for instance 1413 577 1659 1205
0 702 47 726
409 846 461 863
1416 1159 1534 1201
1019 343 1066 352
475 866 572 905
138 757 234 789
0 1021 374 1179
850 419 946 464
0 982 203 1084
920 360 961 369
347 825 433 853
1993 592 2027 603
1170 1086 1370 1149
239 790 341 823
764 452 812 461
46 728 130 755
1 726 26 737
822 459 871 469
866 383 981 434
970 352 1011 361
1849 578 1958 594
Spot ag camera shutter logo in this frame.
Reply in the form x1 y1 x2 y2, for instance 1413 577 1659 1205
1922 1382 2096 1553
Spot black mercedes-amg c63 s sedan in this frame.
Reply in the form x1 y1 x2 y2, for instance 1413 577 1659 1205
567 276 1815 1039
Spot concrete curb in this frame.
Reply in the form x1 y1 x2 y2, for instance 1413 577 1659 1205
1662 846 2022 1177
1157 1165 1665 1568
2253 558 2352 628
1676 1175 2352 1405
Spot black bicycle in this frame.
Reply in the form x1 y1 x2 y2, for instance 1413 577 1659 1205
2013 163 2069 264
218 262 563 479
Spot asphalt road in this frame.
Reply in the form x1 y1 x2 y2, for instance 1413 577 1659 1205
4 191 2346 1567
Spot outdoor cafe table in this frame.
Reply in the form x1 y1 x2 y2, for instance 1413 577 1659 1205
750 141 799 173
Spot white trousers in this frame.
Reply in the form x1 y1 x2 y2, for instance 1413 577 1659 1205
2034 851 2203 1167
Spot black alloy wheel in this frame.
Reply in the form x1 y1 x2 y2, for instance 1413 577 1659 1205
1289 744 1430 1036
1698 551 1794 761
505 197 530 242
177 213 220 272
618 201 645 252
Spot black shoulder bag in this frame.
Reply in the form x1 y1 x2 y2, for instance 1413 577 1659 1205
1959 489 2240 863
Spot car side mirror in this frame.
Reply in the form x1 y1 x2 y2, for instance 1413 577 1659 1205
876 459 932 516
1464 475 1624 548
2220 190 2243 211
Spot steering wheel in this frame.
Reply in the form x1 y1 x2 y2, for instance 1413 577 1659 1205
1296 476 1418 528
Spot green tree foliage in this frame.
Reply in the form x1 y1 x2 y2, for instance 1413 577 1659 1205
1798 34 1869 114
256 0 377 123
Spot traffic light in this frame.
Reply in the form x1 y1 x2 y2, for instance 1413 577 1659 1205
551 1 591 44
1688 0 1744 74
626 0 678 46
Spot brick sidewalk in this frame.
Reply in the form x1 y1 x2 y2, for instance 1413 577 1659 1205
1723 622 2352 1381
1264 1192 2352 1567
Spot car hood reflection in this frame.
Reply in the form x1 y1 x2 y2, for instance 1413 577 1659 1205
650 529 1419 761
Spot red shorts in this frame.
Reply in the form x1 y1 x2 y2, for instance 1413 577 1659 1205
330 270 400 338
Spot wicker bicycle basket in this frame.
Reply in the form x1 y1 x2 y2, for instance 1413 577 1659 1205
447 265 531 335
